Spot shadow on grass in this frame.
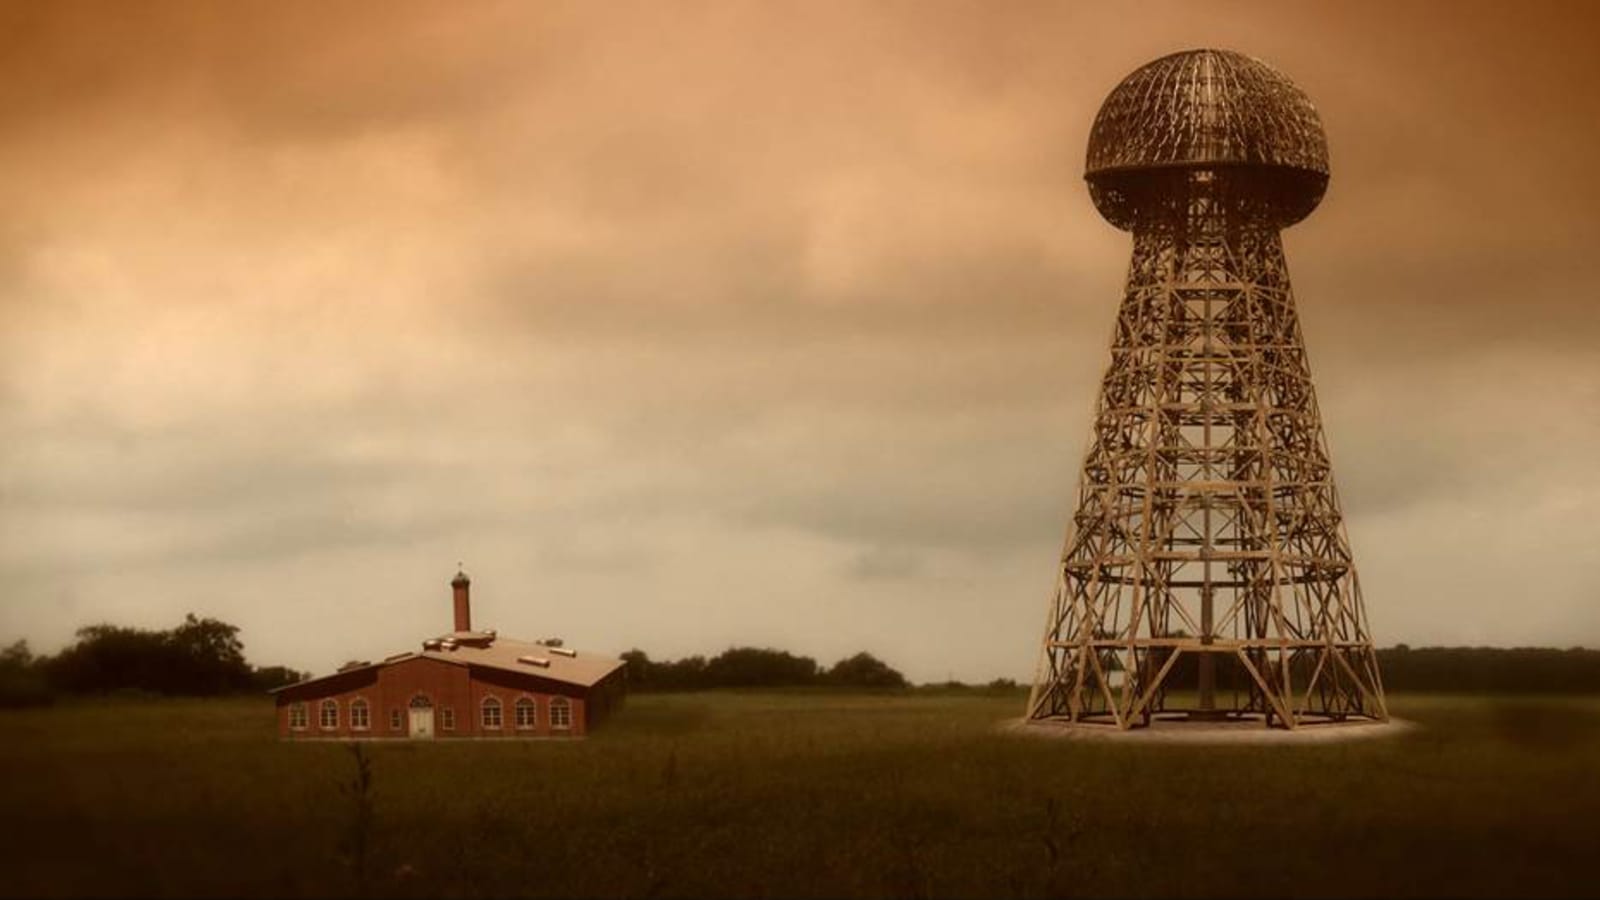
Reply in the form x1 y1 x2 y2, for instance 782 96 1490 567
1486 697 1600 749
603 698 713 737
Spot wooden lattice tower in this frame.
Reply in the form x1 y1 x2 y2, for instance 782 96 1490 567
1026 50 1387 730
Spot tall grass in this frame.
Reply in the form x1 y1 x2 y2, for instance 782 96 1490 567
0 691 1596 898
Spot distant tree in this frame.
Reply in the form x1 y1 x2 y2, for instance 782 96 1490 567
619 649 654 688
169 614 253 694
624 647 907 691
703 647 818 687
1 640 31 667
823 652 908 689
45 624 171 694
0 639 53 708
42 613 263 696
1050 645 1600 696
1375 645 1600 694
664 655 709 690
250 665 308 691
916 679 970 692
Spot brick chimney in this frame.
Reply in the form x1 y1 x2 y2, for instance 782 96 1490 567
451 568 471 632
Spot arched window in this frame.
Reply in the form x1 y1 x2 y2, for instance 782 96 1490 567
319 699 339 730
481 695 502 729
549 696 572 730
409 694 433 709
514 696 536 729
288 702 308 730
350 698 371 730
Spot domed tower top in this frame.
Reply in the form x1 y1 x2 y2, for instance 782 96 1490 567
1085 49 1330 230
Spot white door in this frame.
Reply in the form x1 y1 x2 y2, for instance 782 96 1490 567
408 707 435 739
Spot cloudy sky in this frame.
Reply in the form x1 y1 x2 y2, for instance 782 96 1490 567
2 1 1597 683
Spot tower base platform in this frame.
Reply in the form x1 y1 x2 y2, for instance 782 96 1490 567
1002 715 1415 745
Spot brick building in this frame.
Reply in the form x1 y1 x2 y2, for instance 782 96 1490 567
271 571 626 739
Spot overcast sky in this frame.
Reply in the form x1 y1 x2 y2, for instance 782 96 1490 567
2 1 1597 684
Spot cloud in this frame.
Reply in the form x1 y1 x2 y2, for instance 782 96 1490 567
843 546 928 581
2 1 1599 684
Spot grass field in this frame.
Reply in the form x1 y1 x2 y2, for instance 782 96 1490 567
1 691 1596 899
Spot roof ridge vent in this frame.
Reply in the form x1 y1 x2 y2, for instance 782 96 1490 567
517 655 552 668
548 647 577 658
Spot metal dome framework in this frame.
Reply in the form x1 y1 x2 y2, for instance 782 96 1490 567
1026 50 1386 731
1086 49 1330 231
1085 49 1329 176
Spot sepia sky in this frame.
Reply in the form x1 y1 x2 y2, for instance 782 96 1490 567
2 1 1598 683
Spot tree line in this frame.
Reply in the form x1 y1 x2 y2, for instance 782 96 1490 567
5 616 1596 708
1374 645 1600 694
1111 643 1600 695
0 614 306 708
620 646 910 691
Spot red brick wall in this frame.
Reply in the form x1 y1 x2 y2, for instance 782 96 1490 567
274 656 617 739
274 657 471 739
275 667 382 738
380 657 473 737
467 664 590 737
584 667 627 730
